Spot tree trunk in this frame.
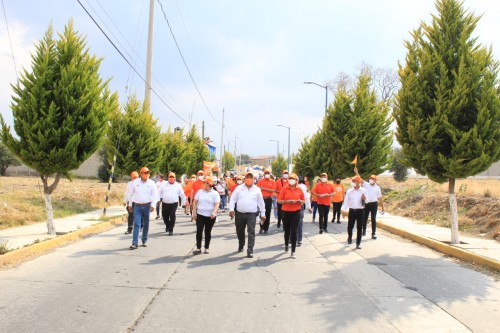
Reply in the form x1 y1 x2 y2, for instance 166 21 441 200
449 178 459 244
41 173 61 235
44 192 56 235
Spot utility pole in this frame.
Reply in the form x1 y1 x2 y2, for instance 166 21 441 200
219 108 225 174
144 0 155 109
202 121 205 141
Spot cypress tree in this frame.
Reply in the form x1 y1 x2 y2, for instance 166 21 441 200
104 95 163 177
271 153 288 175
0 21 118 235
160 127 186 175
182 125 210 175
293 135 315 179
324 72 392 179
394 0 499 243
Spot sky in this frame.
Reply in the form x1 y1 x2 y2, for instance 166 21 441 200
1 0 499 160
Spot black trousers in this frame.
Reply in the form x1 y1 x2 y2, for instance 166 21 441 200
196 214 216 249
127 208 134 232
317 204 330 231
260 197 273 231
162 202 178 232
363 202 378 235
277 203 283 225
235 212 257 254
283 210 301 253
332 202 343 222
348 208 364 246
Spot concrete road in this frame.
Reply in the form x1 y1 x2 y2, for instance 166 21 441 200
0 211 498 333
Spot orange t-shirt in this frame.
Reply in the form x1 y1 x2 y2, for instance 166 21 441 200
229 183 238 194
191 179 204 199
274 178 288 194
312 182 334 205
257 178 275 198
183 181 192 199
332 183 345 203
278 185 305 212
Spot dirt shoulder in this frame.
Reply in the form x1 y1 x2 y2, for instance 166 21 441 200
0 176 126 230
380 177 500 241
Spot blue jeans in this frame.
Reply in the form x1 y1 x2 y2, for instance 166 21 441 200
272 196 278 219
133 204 151 246
220 195 227 210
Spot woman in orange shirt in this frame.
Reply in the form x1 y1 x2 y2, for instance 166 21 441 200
278 173 305 258
183 175 195 215
331 176 345 224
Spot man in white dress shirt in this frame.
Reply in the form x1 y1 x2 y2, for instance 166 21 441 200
355 167 385 240
341 175 368 249
128 167 158 249
157 172 186 235
229 172 266 258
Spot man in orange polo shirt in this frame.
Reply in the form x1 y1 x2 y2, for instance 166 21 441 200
257 169 275 234
274 170 289 228
278 173 305 258
311 172 334 234
331 176 345 224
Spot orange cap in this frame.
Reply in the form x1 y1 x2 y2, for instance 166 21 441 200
203 176 214 186
140 167 150 174
168 172 176 178
245 172 254 178
369 175 377 180
289 173 298 180
320 172 327 177
197 170 204 175
282 170 289 174
351 175 363 183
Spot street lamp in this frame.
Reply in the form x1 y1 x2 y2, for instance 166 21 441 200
277 125 291 172
304 81 328 116
269 139 279 158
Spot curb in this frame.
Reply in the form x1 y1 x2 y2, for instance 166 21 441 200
377 221 500 272
0 217 124 269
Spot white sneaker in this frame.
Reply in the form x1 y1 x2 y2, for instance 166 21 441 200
291 252 296 258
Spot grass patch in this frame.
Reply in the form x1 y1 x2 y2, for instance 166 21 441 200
0 243 9 255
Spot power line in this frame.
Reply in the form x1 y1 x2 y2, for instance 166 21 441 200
75 0 189 124
156 0 221 125
1 0 18 81
88 0 189 117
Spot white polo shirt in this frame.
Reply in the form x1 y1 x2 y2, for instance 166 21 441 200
362 182 382 203
228 184 265 217
130 178 158 208
158 181 186 205
195 188 220 217
341 186 368 211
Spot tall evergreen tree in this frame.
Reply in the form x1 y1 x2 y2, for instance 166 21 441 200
389 148 409 182
271 153 287 175
103 95 163 177
182 125 210 175
394 0 499 244
324 72 392 179
222 150 236 171
160 128 186 175
293 135 315 178
0 21 118 235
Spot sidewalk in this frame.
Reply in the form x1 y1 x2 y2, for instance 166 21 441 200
0 206 126 251
378 212 500 271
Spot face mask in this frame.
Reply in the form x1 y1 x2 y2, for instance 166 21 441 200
335 180 340 184
321 177 327 183
244 179 253 186
198 176 204 181
264 174 270 179
351 182 357 188
237 180 243 185
288 179 297 186
369 179 375 185
282 174 289 179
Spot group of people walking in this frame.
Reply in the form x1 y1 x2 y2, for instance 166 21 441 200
123 166 384 256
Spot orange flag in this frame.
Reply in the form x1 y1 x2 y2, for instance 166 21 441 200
351 154 358 165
